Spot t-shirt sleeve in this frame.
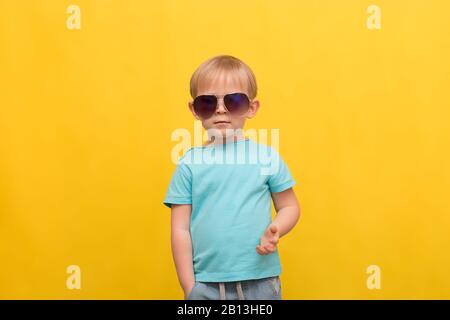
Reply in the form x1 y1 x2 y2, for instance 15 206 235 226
267 148 296 193
163 161 192 208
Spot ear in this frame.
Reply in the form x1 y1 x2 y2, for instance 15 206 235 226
246 100 260 119
188 101 200 120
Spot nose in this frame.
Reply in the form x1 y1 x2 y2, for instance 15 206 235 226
215 98 228 114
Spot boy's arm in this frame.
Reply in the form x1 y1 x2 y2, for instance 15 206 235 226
170 203 195 298
271 188 301 238
257 188 300 255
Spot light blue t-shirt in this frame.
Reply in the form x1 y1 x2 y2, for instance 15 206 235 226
163 138 296 282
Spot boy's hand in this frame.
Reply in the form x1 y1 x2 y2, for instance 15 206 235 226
256 224 279 255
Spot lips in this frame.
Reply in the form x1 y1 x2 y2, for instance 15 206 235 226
214 121 231 124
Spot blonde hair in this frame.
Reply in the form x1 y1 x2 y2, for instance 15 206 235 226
189 55 257 99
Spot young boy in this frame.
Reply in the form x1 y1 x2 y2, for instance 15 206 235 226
163 55 301 300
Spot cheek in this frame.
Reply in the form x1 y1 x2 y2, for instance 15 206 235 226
231 117 246 126
202 119 214 128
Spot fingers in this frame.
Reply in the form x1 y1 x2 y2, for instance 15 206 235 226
256 245 268 255
258 224 280 255
256 244 277 255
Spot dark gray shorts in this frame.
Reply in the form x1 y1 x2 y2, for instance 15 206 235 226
187 276 282 300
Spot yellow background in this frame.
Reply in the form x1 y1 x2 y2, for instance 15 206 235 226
1 0 449 299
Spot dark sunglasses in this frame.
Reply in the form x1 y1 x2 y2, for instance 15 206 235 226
193 92 251 120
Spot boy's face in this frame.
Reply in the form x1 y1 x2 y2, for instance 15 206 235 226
188 73 259 140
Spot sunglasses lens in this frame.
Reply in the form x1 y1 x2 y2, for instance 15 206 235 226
193 95 217 119
224 93 250 116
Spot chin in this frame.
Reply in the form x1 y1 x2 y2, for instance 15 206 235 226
207 127 237 139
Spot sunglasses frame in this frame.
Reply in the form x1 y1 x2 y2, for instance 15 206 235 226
192 92 252 120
